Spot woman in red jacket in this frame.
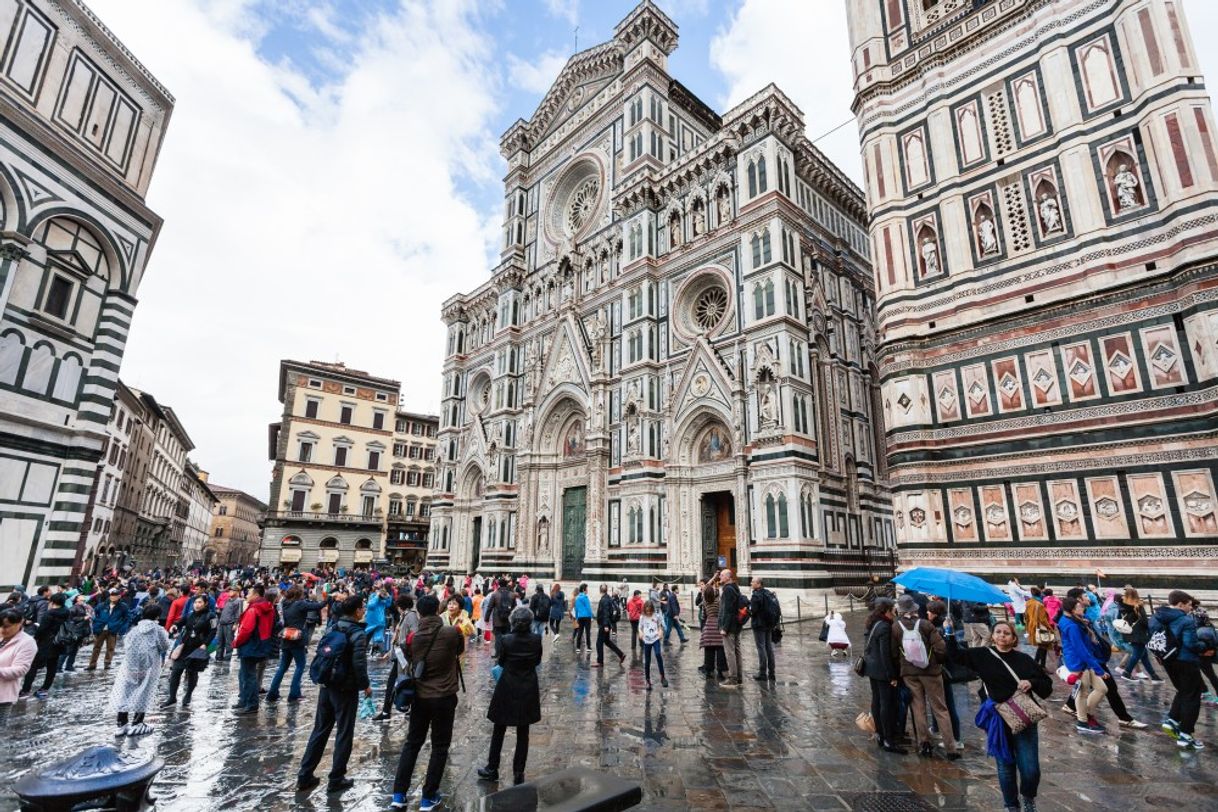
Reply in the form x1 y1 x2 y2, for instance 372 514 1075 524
626 591 645 653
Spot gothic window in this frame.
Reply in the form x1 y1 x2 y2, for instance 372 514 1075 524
764 279 775 316
757 155 768 193
751 233 762 267
777 493 789 538
747 160 758 197
765 493 777 538
761 232 772 264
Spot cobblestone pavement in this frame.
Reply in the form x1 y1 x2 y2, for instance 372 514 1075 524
3 613 1216 811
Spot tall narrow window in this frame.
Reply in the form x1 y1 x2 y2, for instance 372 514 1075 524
372 411 385 430
765 494 777 538
327 493 342 514
43 276 73 320
304 399 318 419
747 161 758 197
340 405 353 425
757 156 768 193
778 493 789 538
334 446 348 467
368 451 380 470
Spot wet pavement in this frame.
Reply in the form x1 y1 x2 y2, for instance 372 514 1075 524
2 612 1215 811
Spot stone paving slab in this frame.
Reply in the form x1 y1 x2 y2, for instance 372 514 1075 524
1 612 1215 811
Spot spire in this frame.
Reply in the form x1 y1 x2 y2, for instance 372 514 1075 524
613 0 678 57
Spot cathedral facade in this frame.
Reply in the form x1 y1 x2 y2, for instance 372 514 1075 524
849 0 1218 589
429 2 892 592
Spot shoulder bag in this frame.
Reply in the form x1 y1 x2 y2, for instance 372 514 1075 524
853 622 881 677
988 648 1048 734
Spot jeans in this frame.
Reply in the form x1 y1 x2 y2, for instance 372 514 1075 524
393 694 458 796
596 626 624 664
1165 659 1202 734
216 623 237 660
237 657 263 709
663 614 686 643
297 687 359 781
629 620 639 650
995 725 1040 807
642 640 665 682
722 631 742 683
487 723 530 779
752 627 775 677
381 660 399 715
573 618 591 649
869 678 899 744
548 616 562 635
1122 643 1160 679
530 620 546 638
267 646 307 700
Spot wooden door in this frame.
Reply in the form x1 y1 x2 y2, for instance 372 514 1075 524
562 487 586 579
701 496 718 577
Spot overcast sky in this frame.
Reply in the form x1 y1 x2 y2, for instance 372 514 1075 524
86 0 1218 499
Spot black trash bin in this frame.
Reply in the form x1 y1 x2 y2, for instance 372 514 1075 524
13 745 164 812
474 767 642 812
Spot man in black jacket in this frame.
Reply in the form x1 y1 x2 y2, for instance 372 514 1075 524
484 581 515 660
718 570 744 687
593 584 626 667
748 577 778 681
296 595 371 795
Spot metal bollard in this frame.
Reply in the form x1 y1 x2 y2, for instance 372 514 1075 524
796 596 801 621
849 594 854 613
824 594 829 616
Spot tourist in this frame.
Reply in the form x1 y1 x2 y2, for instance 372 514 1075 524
953 620 1052 812
471 588 485 636
892 594 958 758
1041 589 1062 623
485 580 515 658
374 594 419 722
265 587 322 703
638 600 667 689
442 597 475 640
1192 603 1218 702
593 584 626 668
1022 588 1056 671
110 603 170 737
1154 590 1207 749
86 588 130 670
478 606 542 785
527 585 550 638
1006 579 1030 626
0 609 35 725
861 598 904 753
698 580 727 679
548 583 566 640
824 610 850 657
1116 587 1159 682
571 584 593 653
660 583 687 645
926 599 963 752
57 595 92 673
19 592 68 699
232 584 275 715
391 594 465 811
162 594 215 708
296 595 371 794
717 569 745 688
215 585 243 661
748 577 779 681
1058 596 1108 734
365 585 390 654
626 590 645 652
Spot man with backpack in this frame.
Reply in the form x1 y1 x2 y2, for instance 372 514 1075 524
484 580 515 660
593 584 626 668
528 585 551 638
748 578 781 682
1151 590 1208 750
296 595 371 794
391 593 465 811
661 584 687 645
891 593 958 758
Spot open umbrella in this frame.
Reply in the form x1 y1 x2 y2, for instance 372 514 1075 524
892 567 1008 605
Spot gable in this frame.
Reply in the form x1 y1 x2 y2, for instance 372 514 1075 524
672 337 736 414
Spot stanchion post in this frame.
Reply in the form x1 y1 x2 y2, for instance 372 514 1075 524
796 596 801 621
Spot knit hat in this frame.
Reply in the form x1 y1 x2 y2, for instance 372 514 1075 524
896 594 918 616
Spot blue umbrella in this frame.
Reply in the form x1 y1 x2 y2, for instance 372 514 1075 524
892 567 1008 605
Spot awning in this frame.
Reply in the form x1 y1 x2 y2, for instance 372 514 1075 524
354 550 374 564
280 548 302 563
318 548 339 563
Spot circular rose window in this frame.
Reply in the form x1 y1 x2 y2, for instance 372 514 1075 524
693 286 728 332
566 179 599 235
544 157 604 244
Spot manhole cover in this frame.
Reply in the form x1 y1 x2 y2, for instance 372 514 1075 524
844 792 937 812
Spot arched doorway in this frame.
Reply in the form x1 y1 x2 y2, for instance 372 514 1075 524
457 465 484 573
534 395 589 580
672 407 738 579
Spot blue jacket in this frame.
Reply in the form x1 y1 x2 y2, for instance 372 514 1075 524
574 593 593 619
92 600 131 635
1082 592 1101 625
1150 607 1203 663
365 593 389 632
1059 614 1107 673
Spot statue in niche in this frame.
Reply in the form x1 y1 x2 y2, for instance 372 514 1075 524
976 214 998 255
627 378 641 406
486 442 499 482
669 214 682 249
755 341 776 373
590 310 607 371
1038 192 1062 233
757 376 778 429
593 390 605 431
692 202 706 236
1112 163 1141 211
625 405 641 456
716 189 731 224
921 235 940 275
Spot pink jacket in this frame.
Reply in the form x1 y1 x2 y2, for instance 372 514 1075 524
0 631 37 704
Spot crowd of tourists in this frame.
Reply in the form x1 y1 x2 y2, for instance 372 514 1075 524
859 579 1216 812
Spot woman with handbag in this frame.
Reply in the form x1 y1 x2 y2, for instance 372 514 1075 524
162 595 216 708
1022 590 1056 671
953 620 1051 812
266 587 326 703
860 598 906 754
1115 587 1160 682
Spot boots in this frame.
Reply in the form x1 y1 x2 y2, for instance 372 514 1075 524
477 766 499 782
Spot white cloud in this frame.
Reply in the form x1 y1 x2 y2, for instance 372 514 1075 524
86 0 504 497
709 0 869 186
544 0 579 25
507 49 569 95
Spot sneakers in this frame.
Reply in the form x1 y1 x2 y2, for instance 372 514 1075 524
127 722 153 736
371 712 391 722
661 678 669 688
114 724 128 737
1076 720 1105 735
1162 718 1181 739
420 794 445 811
1021 798 1038 812
1111 667 1125 677
33 690 48 700
1119 674 1139 683
1177 733 1205 750
390 793 409 809
1118 719 1148 730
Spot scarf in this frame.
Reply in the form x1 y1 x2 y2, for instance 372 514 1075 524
975 699 1014 764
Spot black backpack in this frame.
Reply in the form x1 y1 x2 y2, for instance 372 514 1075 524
310 626 353 687
609 599 621 624
1147 615 1182 663
761 590 782 629
492 592 512 629
533 592 551 620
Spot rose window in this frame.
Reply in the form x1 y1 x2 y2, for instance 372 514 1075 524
566 179 600 235
693 286 729 332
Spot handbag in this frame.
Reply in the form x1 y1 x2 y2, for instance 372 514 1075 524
818 621 829 643
169 644 184 661
771 624 784 644
853 622 881 677
855 711 876 734
491 664 503 682
1112 618 1133 635
1034 627 1058 645
283 627 303 642
988 649 1048 734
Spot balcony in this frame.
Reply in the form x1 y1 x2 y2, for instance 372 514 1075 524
264 510 383 526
